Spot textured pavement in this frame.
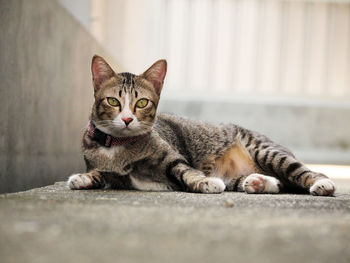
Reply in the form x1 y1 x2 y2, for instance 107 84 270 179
1 179 349 263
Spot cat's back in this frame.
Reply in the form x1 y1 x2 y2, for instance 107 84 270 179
154 113 239 166
155 113 215 139
154 113 195 145
155 112 236 135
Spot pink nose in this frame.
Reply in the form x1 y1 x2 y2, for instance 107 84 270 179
122 117 133 126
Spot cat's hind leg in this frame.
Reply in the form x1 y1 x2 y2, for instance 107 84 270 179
243 173 282 194
309 178 336 196
239 130 336 196
67 170 104 190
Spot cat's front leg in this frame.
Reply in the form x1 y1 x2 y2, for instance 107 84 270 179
67 170 105 190
188 171 226 193
200 156 217 176
185 170 226 193
168 161 225 194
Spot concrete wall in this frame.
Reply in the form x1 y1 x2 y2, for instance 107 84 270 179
0 0 116 193
57 0 91 30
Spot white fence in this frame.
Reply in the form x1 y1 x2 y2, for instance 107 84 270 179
89 0 350 100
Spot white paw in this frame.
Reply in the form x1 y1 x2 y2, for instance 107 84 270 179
67 173 93 190
310 178 336 196
243 173 281 194
199 177 226 194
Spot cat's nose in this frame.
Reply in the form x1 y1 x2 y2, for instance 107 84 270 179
122 117 133 126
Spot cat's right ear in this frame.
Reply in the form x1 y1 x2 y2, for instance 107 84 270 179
91 55 115 92
141 59 167 96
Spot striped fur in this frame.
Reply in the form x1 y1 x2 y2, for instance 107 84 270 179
67 56 336 196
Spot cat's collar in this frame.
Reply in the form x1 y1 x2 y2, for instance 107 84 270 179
87 121 150 147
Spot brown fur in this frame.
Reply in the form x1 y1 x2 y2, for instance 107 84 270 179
215 143 260 183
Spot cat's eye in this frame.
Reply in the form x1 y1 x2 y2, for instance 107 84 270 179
107 97 120 107
136 98 149 108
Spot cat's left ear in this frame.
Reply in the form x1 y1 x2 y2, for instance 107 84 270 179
91 55 116 92
141 59 167 96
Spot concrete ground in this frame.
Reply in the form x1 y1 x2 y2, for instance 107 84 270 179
0 179 349 263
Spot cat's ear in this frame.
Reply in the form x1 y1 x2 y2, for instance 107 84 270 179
91 55 116 91
141 59 167 96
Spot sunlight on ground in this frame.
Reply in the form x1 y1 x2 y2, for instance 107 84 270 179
306 164 350 179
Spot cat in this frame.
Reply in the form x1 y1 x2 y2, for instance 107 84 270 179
67 55 336 196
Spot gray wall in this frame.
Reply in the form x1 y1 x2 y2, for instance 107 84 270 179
0 0 116 193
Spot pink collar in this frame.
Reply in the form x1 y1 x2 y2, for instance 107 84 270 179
87 122 150 147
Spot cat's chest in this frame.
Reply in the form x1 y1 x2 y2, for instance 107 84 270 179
98 146 125 159
84 145 133 174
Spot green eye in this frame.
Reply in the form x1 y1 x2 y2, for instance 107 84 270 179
107 97 120 107
136 98 149 108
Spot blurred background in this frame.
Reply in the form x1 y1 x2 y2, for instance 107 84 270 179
0 0 349 193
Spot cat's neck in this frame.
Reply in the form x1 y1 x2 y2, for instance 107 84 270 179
88 122 150 147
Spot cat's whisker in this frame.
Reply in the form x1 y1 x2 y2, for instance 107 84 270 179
94 120 113 126
139 122 155 128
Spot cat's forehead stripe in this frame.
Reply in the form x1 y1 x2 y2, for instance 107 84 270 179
119 72 137 94
119 72 136 84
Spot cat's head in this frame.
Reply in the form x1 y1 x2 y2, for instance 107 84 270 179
90 55 167 137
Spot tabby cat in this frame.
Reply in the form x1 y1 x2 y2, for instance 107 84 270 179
67 55 336 196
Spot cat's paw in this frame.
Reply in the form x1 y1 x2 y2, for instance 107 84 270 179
243 173 281 194
310 178 336 196
198 177 226 194
67 173 94 190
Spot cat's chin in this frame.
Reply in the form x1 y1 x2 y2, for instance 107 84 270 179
96 124 151 138
115 130 149 138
